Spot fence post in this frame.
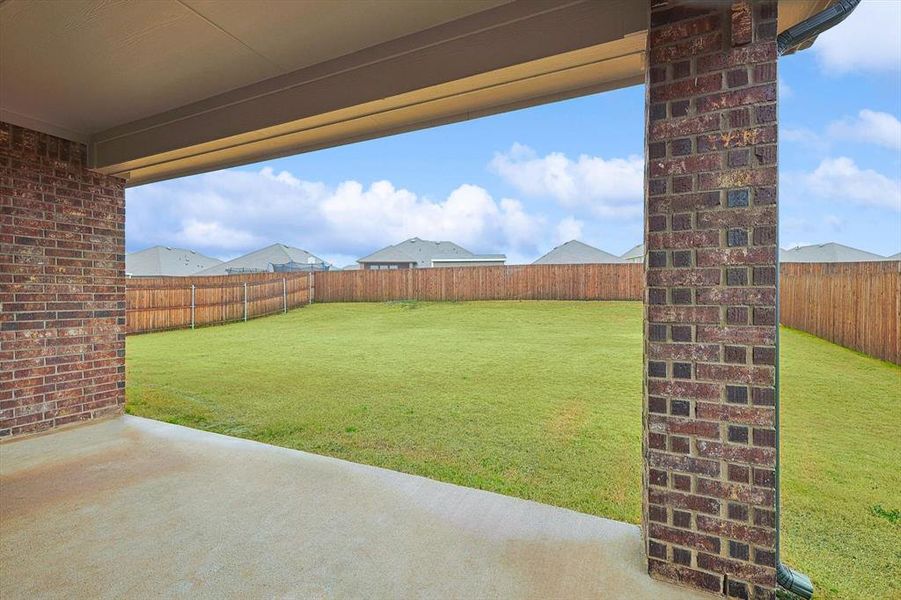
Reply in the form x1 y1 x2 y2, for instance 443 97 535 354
244 281 248 322
191 284 195 330
309 271 314 304
283 277 287 313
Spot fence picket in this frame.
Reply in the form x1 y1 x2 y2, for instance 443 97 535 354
779 261 899 364
126 272 311 334
125 262 900 364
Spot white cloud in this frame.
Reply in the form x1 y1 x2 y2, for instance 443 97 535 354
778 78 793 99
784 109 901 152
782 127 827 151
782 216 811 232
127 167 554 264
554 217 584 244
801 157 901 211
827 109 901 150
812 0 901 74
177 219 260 249
488 143 643 217
822 214 844 231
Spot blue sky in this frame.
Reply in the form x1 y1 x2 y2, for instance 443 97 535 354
127 1 901 266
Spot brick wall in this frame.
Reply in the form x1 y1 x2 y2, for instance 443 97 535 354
0 122 126 437
643 1 778 598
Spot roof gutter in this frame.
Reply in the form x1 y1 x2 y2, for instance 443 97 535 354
777 0 861 56
774 2 860 598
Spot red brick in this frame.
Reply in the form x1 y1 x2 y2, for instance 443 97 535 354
649 153 722 177
695 402 774 427
648 488 722 515
648 414 721 439
696 441 776 467
649 523 721 552
696 44 776 74
697 126 775 152
696 206 776 228
648 192 721 214
753 62 776 83
698 167 776 190
699 247 775 268
650 13 722 45
696 553 775 586
647 268 721 287
696 363 774 385
695 286 775 306
697 84 777 114
647 342 721 362
648 450 721 477
648 379 722 401
696 325 775 345
648 306 721 324
650 114 721 141
648 559 723 593
731 1 753 46
650 31 724 64
695 515 775 546
651 73 723 102
0 122 124 437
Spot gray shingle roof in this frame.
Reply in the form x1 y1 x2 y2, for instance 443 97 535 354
533 240 624 265
357 238 474 267
886 252 901 260
126 246 222 277
196 243 329 275
780 242 886 263
620 243 644 262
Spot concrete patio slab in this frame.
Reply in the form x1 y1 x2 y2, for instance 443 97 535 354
1 416 709 599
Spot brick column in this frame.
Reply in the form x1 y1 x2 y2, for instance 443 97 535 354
643 1 778 598
1 122 126 437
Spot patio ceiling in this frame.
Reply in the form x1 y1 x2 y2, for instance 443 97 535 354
0 0 829 186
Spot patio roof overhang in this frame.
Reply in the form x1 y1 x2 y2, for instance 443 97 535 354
1 0 829 187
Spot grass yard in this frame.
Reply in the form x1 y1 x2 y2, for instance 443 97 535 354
126 301 900 600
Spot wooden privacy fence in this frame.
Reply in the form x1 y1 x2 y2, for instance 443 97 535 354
780 261 900 364
126 272 311 334
125 262 900 364
312 263 645 302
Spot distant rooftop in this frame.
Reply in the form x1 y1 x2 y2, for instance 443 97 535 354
620 244 644 263
197 243 329 275
534 240 624 265
358 238 477 267
126 246 222 277
779 242 889 263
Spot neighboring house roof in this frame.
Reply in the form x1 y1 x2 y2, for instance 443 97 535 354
125 246 222 277
196 243 329 275
780 242 886 263
342 264 362 270
886 252 901 261
357 238 475 267
620 243 644 262
271 261 330 272
533 240 624 265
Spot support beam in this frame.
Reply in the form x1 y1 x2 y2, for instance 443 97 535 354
642 1 779 597
0 122 126 437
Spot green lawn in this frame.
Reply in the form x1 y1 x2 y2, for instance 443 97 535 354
126 301 900 600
